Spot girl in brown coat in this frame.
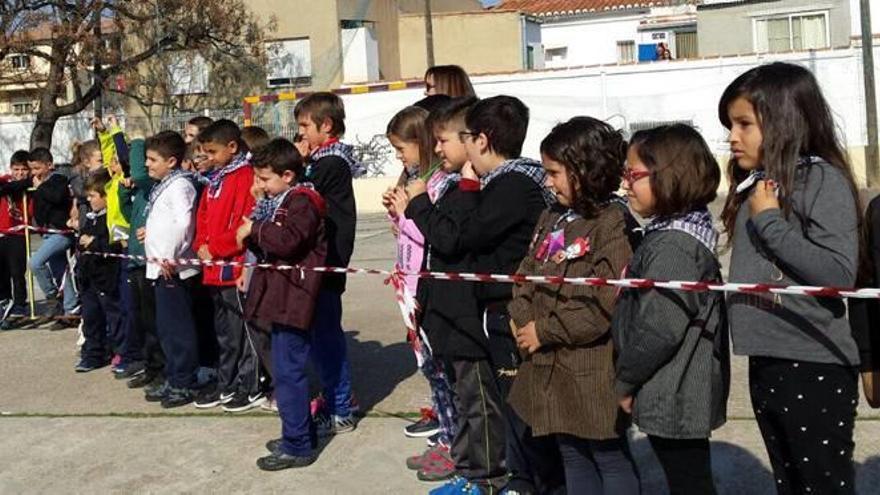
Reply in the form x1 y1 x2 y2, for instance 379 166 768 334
508 117 641 495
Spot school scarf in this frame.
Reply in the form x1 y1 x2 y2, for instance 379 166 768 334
146 169 193 215
644 207 719 253
479 157 557 206
207 152 250 199
308 139 367 178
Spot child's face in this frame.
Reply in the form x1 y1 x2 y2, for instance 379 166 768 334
389 134 421 169
297 114 332 151
145 149 176 180
541 154 576 208
201 140 238 169
184 124 200 144
85 149 103 171
10 164 29 181
254 166 294 197
28 160 50 179
622 146 655 217
86 190 107 212
434 127 468 172
727 96 763 171
462 130 491 176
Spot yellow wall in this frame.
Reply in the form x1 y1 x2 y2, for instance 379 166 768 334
398 11 524 80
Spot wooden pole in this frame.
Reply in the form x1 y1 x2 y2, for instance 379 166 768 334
860 0 879 186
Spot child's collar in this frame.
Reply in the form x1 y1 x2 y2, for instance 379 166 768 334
316 137 340 151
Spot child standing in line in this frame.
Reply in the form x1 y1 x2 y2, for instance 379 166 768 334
508 117 640 495
293 92 364 435
143 131 202 409
0 150 31 327
193 120 262 412
74 171 123 372
235 138 327 471
613 124 729 495
720 62 862 494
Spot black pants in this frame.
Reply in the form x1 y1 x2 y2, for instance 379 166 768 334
80 285 121 365
128 267 164 377
191 279 218 368
484 310 565 494
750 356 857 495
648 436 716 495
0 236 27 306
154 276 199 389
557 434 640 495
248 318 273 388
210 286 259 396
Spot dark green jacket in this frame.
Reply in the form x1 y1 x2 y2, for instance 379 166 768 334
118 139 154 268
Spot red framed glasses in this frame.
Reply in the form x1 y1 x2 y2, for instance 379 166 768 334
623 168 650 184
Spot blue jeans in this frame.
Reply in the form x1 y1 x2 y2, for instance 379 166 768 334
273 324 314 457
30 234 77 314
557 434 641 495
309 290 353 418
154 277 199 389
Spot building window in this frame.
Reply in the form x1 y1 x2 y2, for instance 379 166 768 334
265 38 312 88
617 41 636 64
168 51 209 95
544 47 568 63
755 12 828 53
675 31 698 59
10 54 30 70
11 101 34 115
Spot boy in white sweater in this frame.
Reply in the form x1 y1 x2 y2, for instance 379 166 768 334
142 131 202 408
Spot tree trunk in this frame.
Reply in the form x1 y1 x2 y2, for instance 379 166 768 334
30 112 57 150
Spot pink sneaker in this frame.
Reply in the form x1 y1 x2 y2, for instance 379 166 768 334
310 396 326 417
110 354 122 370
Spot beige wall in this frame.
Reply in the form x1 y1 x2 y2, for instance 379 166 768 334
398 11 525 80
337 0 401 81
397 0 483 13
248 0 343 90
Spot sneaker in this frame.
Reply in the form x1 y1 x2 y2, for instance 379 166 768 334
222 391 267 413
310 396 326 417
265 438 282 455
128 372 158 389
315 413 357 437
426 432 441 448
74 359 108 373
405 407 440 438
114 361 145 379
7 303 27 318
161 387 195 408
417 452 456 482
144 381 170 402
407 443 451 471
49 316 78 331
193 385 221 409
260 396 279 413
256 451 317 471
110 354 123 370
428 477 469 494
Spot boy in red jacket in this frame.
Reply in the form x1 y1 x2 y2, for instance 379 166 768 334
0 150 31 326
236 138 327 470
193 120 261 411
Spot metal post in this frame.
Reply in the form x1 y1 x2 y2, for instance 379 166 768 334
424 0 435 68
860 0 879 187
22 193 36 320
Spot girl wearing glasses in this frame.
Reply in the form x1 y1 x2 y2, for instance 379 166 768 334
612 124 730 495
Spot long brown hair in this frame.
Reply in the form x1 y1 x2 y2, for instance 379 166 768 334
387 106 436 184
425 65 475 98
71 139 100 169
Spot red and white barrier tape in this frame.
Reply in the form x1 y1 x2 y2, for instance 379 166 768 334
0 225 77 237
80 250 880 300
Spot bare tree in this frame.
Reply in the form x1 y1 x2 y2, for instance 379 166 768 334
0 0 273 149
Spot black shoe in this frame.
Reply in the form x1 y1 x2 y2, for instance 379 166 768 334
75 359 108 373
128 372 157 389
265 438 282 454
404 409 440 438
223 391 267 413
114 361 145 379
194 385 224 409
256 451 317 471
161 387 195 409
49 316 78 331
144 381 170 402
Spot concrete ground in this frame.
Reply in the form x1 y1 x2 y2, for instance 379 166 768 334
1 213 879 493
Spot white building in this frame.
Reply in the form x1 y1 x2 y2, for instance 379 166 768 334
498 0 700 67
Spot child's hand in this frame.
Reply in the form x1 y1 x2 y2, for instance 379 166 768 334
390 187 409 217
461 161 478 181
136 227 146 242
405 179 427 199
381 186 395 211
515 321 541 354
90 117 106 132
235 216 253 248
749 180 780 218
197 244 213 261
79 235 94 248
294 139 311 158
120 177 133 188
106 114 119 129
160 260 175 280
235 272 248 292
619 396 634 414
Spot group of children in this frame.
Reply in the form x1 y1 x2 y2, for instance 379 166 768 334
376 62 869 495
0 61 874 493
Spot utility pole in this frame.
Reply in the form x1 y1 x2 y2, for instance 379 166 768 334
861 0 879 187
424 0 435 67
93 0 104 121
